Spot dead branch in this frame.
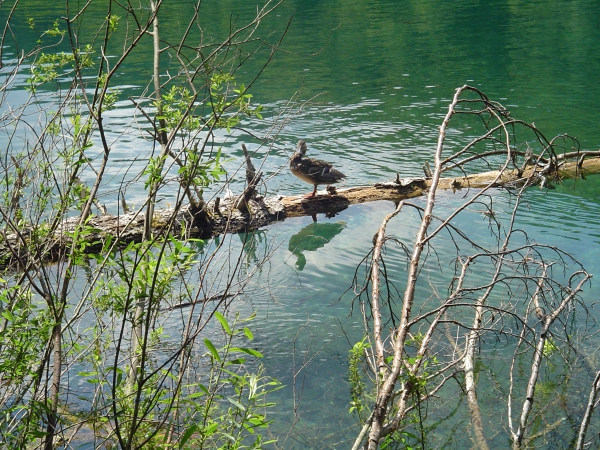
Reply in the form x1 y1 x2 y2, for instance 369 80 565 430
235 143 263 214
347 85 594 450
576 370 600 450
510 271 591 448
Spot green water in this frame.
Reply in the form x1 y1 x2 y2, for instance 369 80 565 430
3 0 600 448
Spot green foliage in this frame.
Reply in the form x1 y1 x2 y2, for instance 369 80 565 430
91 236 201 315
348 331 435 449
27 45 95 93
156 86 201 132
179 147 227 191
3 3 281 450
107 13 120 36
44 19 66 37
543 337 558 358
75 310 281 449
65 219 105 265
207 72 264 132
380 430 421 450
179 312 282 449
348 337 370 420
97 73 121 112
0 278 53 447
144 154 168 190
155 73 264 134
0 279 52 383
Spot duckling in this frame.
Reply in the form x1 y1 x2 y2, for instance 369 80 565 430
290 140 346 198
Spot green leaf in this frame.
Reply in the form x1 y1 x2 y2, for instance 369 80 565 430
205 422 219 435
28 429 48 438
231 347 263 358
179 424 197 448
214 311 231 335
248 417 268 427
229 358 246 365
220 432 236 443
227 397 246 411
243 326 254 340
77 371 97 377
185 391 206 399
2 310 16 322
204 338 221 362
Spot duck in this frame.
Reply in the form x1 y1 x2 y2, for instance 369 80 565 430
290 140 346 198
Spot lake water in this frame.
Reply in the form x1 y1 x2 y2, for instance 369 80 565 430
3 0 600 448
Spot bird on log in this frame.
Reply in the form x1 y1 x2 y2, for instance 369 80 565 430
289 139 346 198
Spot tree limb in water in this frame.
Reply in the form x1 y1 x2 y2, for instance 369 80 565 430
1 151 599 269
347 85 594 450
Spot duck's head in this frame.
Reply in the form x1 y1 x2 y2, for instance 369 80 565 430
296 140 308 155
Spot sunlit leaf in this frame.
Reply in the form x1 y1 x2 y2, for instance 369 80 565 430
2 311 16 322
204 338 221 362
214 311 231 335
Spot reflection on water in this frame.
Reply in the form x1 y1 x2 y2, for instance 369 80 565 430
288 220 347 270
239 230 272 264
243 187 600 449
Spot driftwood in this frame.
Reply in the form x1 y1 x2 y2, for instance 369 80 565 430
1 156 599 267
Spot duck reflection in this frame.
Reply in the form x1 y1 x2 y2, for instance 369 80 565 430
288 220 347 270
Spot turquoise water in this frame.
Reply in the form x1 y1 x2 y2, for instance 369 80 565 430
3 0 600 448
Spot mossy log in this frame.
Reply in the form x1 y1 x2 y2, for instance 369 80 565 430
1 157 599 267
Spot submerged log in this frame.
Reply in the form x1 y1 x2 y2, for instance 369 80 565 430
1 156 599 266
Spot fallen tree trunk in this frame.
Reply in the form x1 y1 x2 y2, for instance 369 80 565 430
281 156 600 215
1 156 599 267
